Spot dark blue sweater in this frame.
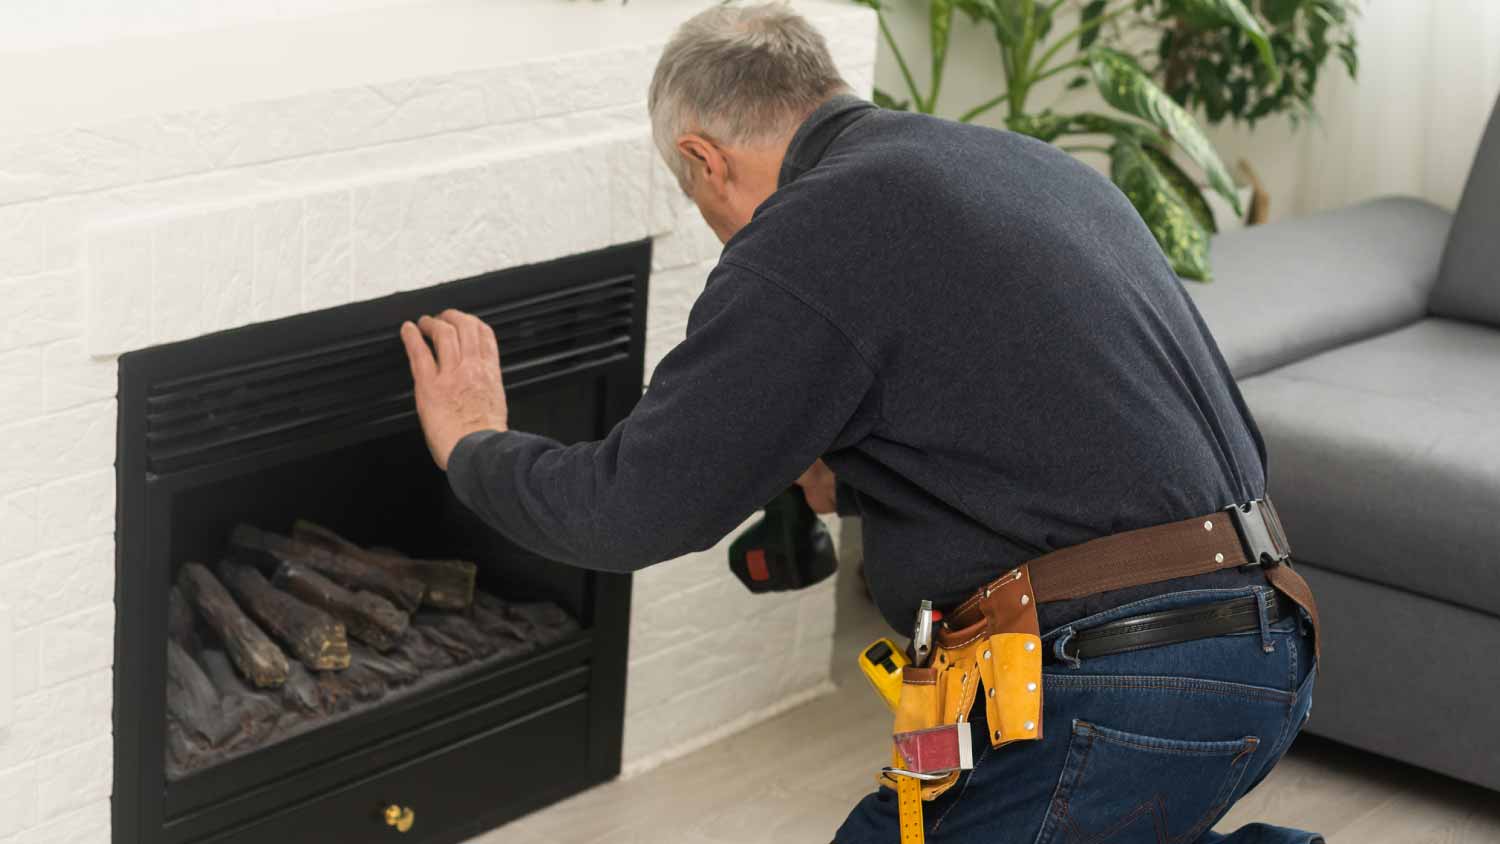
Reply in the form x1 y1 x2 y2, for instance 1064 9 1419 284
448 96 1267 632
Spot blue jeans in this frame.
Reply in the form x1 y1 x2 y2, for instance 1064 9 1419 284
835 586 1320 844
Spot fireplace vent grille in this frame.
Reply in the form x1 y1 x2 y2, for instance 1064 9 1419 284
141 273 637 473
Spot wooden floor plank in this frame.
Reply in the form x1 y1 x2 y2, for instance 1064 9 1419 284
1213 737 1406 836
1326 770 1500 844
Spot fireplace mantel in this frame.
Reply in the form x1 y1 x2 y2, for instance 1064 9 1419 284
0 3 876 840
0 1 879 137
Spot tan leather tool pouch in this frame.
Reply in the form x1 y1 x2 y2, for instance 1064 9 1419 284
968 564 1044 747
884 664 964 798
882 565 1044 801
893 666 942 734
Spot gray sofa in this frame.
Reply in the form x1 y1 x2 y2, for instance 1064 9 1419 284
1185 95 1500 791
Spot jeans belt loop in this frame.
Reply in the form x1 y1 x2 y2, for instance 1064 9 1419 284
1051 627 1081 669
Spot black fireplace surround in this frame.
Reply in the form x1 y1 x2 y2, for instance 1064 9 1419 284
113 242 650 844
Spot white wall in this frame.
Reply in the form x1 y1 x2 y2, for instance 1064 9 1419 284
1295 0 1500 213
873 0 1500 220
0 0 425 52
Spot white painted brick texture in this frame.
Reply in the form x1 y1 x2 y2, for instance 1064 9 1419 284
0 3 876 838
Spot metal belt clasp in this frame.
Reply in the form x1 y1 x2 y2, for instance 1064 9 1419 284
882 766 956 781
1226 497 1292 566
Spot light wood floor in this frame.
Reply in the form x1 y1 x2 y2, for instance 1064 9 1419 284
477 560 1500 843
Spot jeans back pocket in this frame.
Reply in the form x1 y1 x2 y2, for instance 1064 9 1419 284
1034 719 1258 844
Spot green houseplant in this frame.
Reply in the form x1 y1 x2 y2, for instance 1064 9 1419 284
860 0 1352 281
1151 0 1358 128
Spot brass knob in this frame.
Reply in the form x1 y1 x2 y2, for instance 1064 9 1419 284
384 804 415 833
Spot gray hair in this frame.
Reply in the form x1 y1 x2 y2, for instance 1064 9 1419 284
648 3 849 189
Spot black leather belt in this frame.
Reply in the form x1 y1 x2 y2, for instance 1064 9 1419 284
1045 592 1294 664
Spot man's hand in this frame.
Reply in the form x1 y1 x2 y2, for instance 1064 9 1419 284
795 459 838 514
400 310 509 471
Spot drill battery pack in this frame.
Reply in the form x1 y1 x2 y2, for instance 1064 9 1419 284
728 487 837 593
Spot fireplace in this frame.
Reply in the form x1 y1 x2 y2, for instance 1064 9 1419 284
112 242 650 844
0 7 873 839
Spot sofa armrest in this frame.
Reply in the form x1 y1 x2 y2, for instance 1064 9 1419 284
1432 94 1500 327
1184 197 1452 378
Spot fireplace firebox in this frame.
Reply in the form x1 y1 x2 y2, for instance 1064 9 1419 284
113 242 650 844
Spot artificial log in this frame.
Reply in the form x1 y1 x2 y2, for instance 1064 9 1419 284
513 601 580 648
411 623 474 662
315 670 357 716
470 592 523 643
167 585 200 651
415 624 477 664
281 662 324 716
178 562 289 689
232 524 424 612
351 643 421 688
469 597 542 662
218 561 351 671
315 663 385 712
165 721 200 778
472 592 580 649
166 640 239 748
272 561 409 652
345 663 388 702
293 520 478 610
394 627 455 672
200 649 284 747
415 613 495 663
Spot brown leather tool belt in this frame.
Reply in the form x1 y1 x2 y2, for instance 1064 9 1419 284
939 497 1318 658
879 497 1317 810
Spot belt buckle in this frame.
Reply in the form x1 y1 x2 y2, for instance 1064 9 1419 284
1226 498 1292 566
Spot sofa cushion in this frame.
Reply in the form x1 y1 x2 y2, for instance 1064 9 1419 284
1186 197 1451 378
1432 94 1500 327
1240 318 1500 618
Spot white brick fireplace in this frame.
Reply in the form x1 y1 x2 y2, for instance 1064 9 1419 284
0 2 876 840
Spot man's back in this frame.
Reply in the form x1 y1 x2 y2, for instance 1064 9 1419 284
723 98 1267 628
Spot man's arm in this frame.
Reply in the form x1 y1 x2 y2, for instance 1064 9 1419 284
403 262 877 571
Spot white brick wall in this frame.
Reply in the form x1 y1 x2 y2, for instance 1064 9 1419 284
0 3 877 838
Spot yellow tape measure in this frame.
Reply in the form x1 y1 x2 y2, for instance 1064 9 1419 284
857 638 908 711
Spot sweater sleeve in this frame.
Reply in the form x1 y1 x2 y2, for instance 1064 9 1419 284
445 261 877 572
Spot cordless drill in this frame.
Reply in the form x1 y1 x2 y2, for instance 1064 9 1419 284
728 487 837 593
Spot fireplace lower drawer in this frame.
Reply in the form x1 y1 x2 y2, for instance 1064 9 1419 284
202 693 592 844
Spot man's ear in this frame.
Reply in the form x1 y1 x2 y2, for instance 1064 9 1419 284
676 134 729 193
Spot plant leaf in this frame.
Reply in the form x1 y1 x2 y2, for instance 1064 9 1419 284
1178 0 1280 81
931 0 955 94
1006 111 1073 142
991 0 1035 48
955 0 993 25
1064 112 1163 144
1143 145 1218 234
1088 47 1243 216
1034 1 1054 41
872 88 911 111
1079 0 1108 50
1338 40 1358 78
1010 111 1161 145
1263 0 1303 25
1110 139 1214 281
